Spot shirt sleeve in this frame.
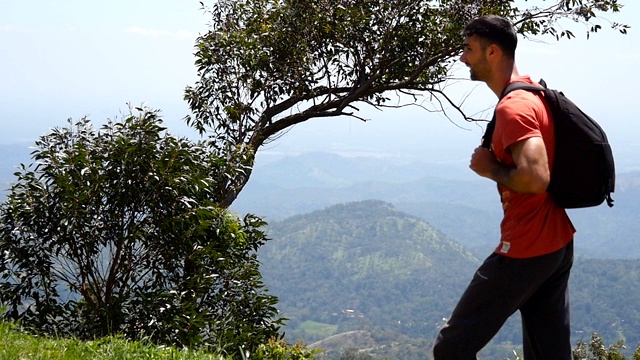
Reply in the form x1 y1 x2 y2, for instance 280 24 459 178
495 90 543 154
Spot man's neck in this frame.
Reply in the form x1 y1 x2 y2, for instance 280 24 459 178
487 64 519 98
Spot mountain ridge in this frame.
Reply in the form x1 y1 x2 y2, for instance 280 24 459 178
260 200 480 347
236 152 640 259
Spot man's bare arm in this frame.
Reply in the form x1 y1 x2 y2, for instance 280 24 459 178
469 136 550 194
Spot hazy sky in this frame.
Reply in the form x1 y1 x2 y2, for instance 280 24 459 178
1 1 638 170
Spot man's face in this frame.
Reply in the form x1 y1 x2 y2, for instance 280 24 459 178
460 35 491 82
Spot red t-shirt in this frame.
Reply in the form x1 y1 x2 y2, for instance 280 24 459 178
491 75 575 258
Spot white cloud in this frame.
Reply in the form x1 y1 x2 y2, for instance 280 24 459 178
124 26 198 41
0 24 33 33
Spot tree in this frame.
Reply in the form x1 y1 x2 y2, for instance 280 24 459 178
340 348 375 360
185 0 628 207
0 107 282 356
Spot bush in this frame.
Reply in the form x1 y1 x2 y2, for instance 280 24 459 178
573 333 627 360
0 108 282 357
253 338 319 360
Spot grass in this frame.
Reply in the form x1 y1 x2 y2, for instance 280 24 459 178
297 321 338 339
0 321 225 360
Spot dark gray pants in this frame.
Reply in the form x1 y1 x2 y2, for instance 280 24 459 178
433 241 573 360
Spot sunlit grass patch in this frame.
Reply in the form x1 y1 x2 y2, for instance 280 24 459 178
0 321 225 360
298 320 338 339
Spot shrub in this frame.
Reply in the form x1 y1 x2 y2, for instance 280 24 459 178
0 108 282 357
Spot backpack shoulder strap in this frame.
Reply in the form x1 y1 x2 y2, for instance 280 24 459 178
481 80 548 149
503 82 545 95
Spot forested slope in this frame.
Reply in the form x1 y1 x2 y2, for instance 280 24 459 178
260 200 479 342
259 200 640 358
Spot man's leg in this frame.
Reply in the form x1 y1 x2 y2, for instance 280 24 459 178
520 241 574 360
434 243 574 360
433 253 520 360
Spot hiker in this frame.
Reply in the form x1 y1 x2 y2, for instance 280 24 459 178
432 15 576 359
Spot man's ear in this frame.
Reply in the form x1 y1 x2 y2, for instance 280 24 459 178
487 43 499 57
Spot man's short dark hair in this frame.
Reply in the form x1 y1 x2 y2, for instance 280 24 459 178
463 15 517 59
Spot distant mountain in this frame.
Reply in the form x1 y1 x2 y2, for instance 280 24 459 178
570 258 640 349
236 152 640 259
234 170 497 222
260 200 480 344
0 142 32 194
252 151 473 188
564 171 640 258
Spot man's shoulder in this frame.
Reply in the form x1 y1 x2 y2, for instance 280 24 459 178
498 80 546 113
498 89 542 112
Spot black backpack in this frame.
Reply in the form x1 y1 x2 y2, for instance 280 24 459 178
482 79 615 208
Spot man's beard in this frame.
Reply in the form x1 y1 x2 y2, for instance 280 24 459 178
469 68 480 81
469 68 478 80
468 66 486 82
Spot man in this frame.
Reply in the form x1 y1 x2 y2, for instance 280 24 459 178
432 15 576 359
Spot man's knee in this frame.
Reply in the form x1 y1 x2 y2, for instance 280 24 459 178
433 332 461 360
432 340 452 359
433 329 479 360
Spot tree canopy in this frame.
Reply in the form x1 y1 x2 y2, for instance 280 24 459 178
185 0 628 207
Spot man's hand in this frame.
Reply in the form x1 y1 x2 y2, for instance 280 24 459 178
469 146 501 179
469 137 550 194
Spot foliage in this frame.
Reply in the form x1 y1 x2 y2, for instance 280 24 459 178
0 107 282 357
338 349 374 360
572 333 631 360
253 338 319 360
186 0 628 206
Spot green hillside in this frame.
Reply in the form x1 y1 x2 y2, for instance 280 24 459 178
259 200 640 359
260 200 480 342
